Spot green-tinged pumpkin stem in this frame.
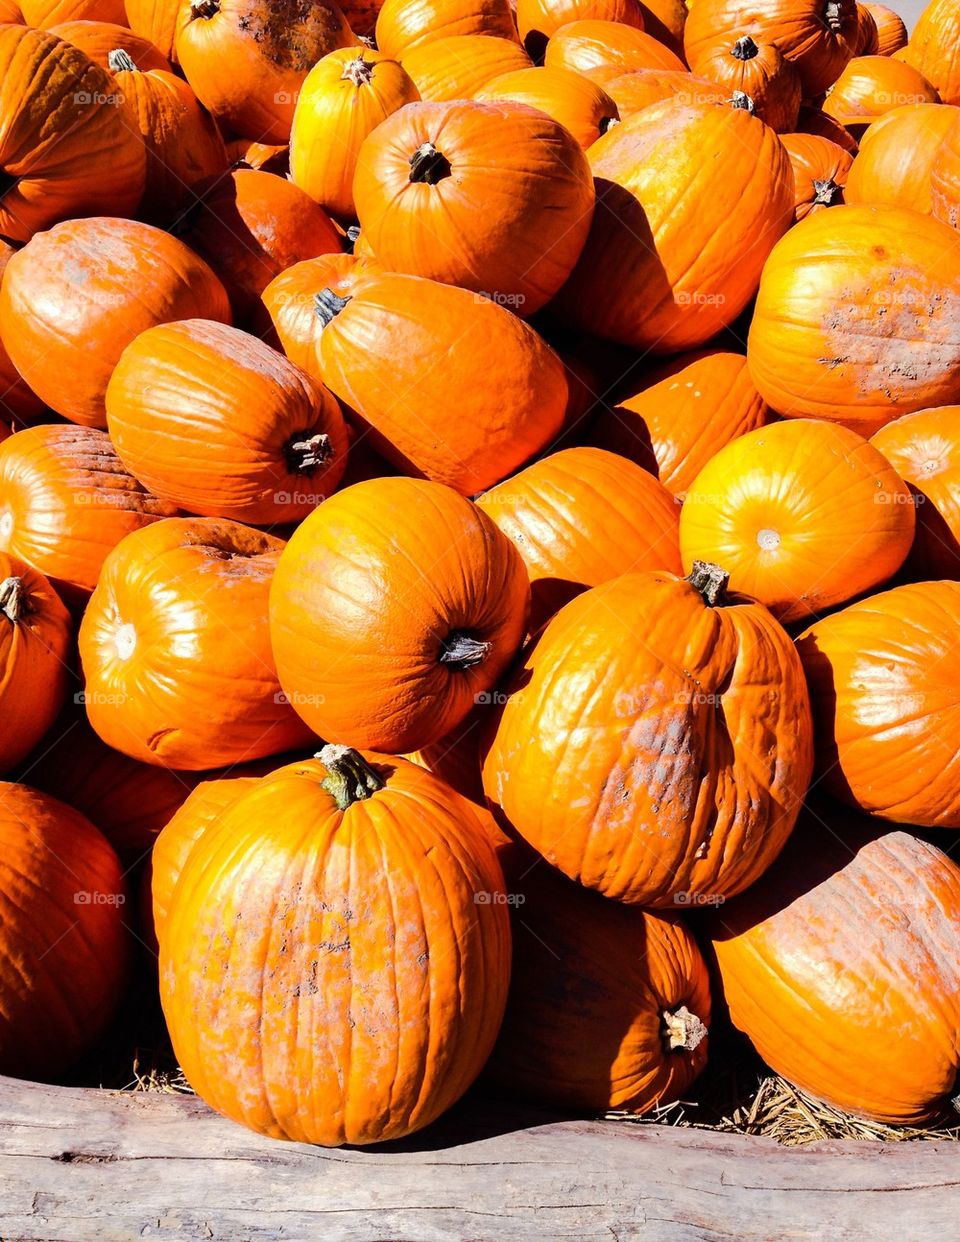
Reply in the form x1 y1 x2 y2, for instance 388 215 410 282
812 177 841 205
318 744 385 810
732 34 759 59
190 0 219 18
687 561 730 607
108 49 138 73
314 287 351 325
409 142 451 185
285 432 333 475
439 630 492 670
0 576 25 623
730 90 755 113
341 55 375 86
661 1006 708 1053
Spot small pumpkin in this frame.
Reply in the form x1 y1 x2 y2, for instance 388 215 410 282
901 0 960 105
781 133 852 220
597 68 726 118
49 20 172 69
864 2 906 56
376 0 518 59
399 33 532 99
123 0 181 59
822 55 939 135
475 65 619 148
697 35 802 132
545 18 685 77
845 103 957 214
517 0 644 60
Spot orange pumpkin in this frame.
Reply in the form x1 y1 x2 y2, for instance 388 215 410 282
49 20 172 69
545 18 685 76
794 101 860 153
930 113 960 229
852 1 878 54
865 3 906 56
637 0 686 57
697 35 802 132
376 0 518 58
225 138 289 174
845 103 957 214
822 55 939 134
475 65 619 147
517 0 644 60
781 133 852 220
403 707 488 806
556 99 794 353
747 205 960 434
123 0 180 59
399 33 532 99
0 218 231 430
353 99 594 316
901 0 960 105
270 477 530 753
598 67 726 118
20 0 126 23
0 243 45 426
0 0 23 21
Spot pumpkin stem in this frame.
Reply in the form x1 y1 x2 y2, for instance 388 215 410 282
732 34 758 59
358 33 375 49
190 0 220 18
439 630 492 670
812 177 841 205
824 0 843 31
341 54 375 86
314 287 351 326
599 114 620 135
687 561 730 607
661 1006 708 1053
285 432 333 475
730 90 755 113
409 142 451 185
0 576 26 624
344 224 361 254
318 744 385 810
107 48 138 73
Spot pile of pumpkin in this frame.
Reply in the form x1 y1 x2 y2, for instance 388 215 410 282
3 0 960 1150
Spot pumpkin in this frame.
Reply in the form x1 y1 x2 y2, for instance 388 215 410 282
174 0 354 143
684 0 858 97
679 419 915 624
871 406 960 580
852 2 878 55
490 847 710 1113
475 447 682 632
517 0 644 60
794 101 860 152
0 555 71 774
0 425 179 606
931 113 960 229
637 0 687 58
556 99 794 353
269 477 529 753
79 517 314 770
174 169 343 325
747 205 960 434
376 0 518 59
901 0 960 105
20 0 126 23
475 65 619 148
0 243 44 426
822 55 939 134
845 103 957 214
160 746 511 1146
598 68 726 118
0 783 129 1079
864 2 906 56
399 33 532 99
289 48 419 223
781 133 852 220
49 20 172 70
697 35 802 132
0 218 231 430
587 350 769 498
0 1 23 21
106 319 348 525
123 0 180 59
225 138 289 175
0 26 145 243
797 580 960 826
483 563 814 906
353 100 594 316
713 817 960 1123
545 18 686 77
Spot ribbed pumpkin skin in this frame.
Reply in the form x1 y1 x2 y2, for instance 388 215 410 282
865 3 906 56
482 570 814 907
713 822 960 1124
475 65 618 148
377 0 518 58
20 0 126 25
0 555 71 773
160 753 512 1146
599 68 725 118
853 2 878 55
317 274 567 496
797 580 960 826
0 219 231 430
588 351 769 499
49 20 172 70
0 27 145 242
780 133 852 220
0 243 44 425
556 100 794 353
269 477 530 753
124 0 180 59
902 0 960 105
845 104 957 214
0 783 128 1080
476 447 682 632
931 114 960 229
106 320 348 525
747 205 960 434
518 0 643 59
696 37 802 133
545 18 685 75
679 419 915 624
79 517 314 770
399 34 532 99
822 55 939 129
0 425 179 606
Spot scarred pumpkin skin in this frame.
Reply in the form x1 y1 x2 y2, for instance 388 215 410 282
747 205 960 434
475 65 619 148
696 35 802 132
712 818 960 1124
475 447 682 632
160 748 512 1146
316 273 567 496
781 133 852 220
0 783 129 1080
797 580 960 827
49 20 172 70
545 18 685 76
517 0 644 60
376 0 518 58
106 319 348 525
901 0 960 105
482 567 814 907
269 477 530 753
0 219 231 430
822 55 939 132
598 68 726 118
399 33 532 99
864 2 906 57
124 0 181 59
845 103 957 214
0 26 145 243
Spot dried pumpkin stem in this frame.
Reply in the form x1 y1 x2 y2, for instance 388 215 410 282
409 142 451 185
732 34 759 59
730 90 756 114
285 432 333 474
599 115 620 135
439 630 492 670
687 561 730 607
318 744 385 810
107 49 138 73
0 577 25 624
812 177 841 205
661 1006 708 1053
190 0 220 18
341 55 375 87
314 287 352 326
344 224 362 254
824 0 843 31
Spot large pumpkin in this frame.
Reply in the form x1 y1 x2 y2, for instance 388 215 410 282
696 34 801 132
781 133 852 220
544 18 685 76
353 99 594 316
49 20 172 70
822 55 939 133
160 746 511 1146
747 205 960 434
475 65 619 148
269 477 530 753
399 33 532 99
517 0 644 59
845 103 958 214
123 0 180 59
0 219 231 430
556 99 794 353
482 565 814 906
864 2 906 56
901 0 960 105
376 0 518 58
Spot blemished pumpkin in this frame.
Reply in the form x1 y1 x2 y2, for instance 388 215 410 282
696 35 802 132
781 133 852 220
517 0 644 60
0 555 71 774
679 419 915 624
475 65 619 148
49 20 172 70
376 0 518 58
712 817 960 1124
901 0 960 105
796 580 960 827
556 99 794 353
864 2 906 56
174 0 354 143
0 26 145 242
0 243 45 427
544 18 685 76
160 746 512 1146
123 0 181 59
106 319 348 525
747 205 960 434
399 33 532 99
587 350 770 499
79 517 314 770
475 447 682 632
353 99 594 317
0 218 231 430
822 56 939 133
314 272 567 495
598 68 726 118
0 783 129 1080
794 101 860 153
482 564 814 907
845 103 958 214
289 48 419 223
269 477 530 753
0 425 179 606
20 0 125 24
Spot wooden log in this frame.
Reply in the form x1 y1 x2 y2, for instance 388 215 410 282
0 1075 957 1240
